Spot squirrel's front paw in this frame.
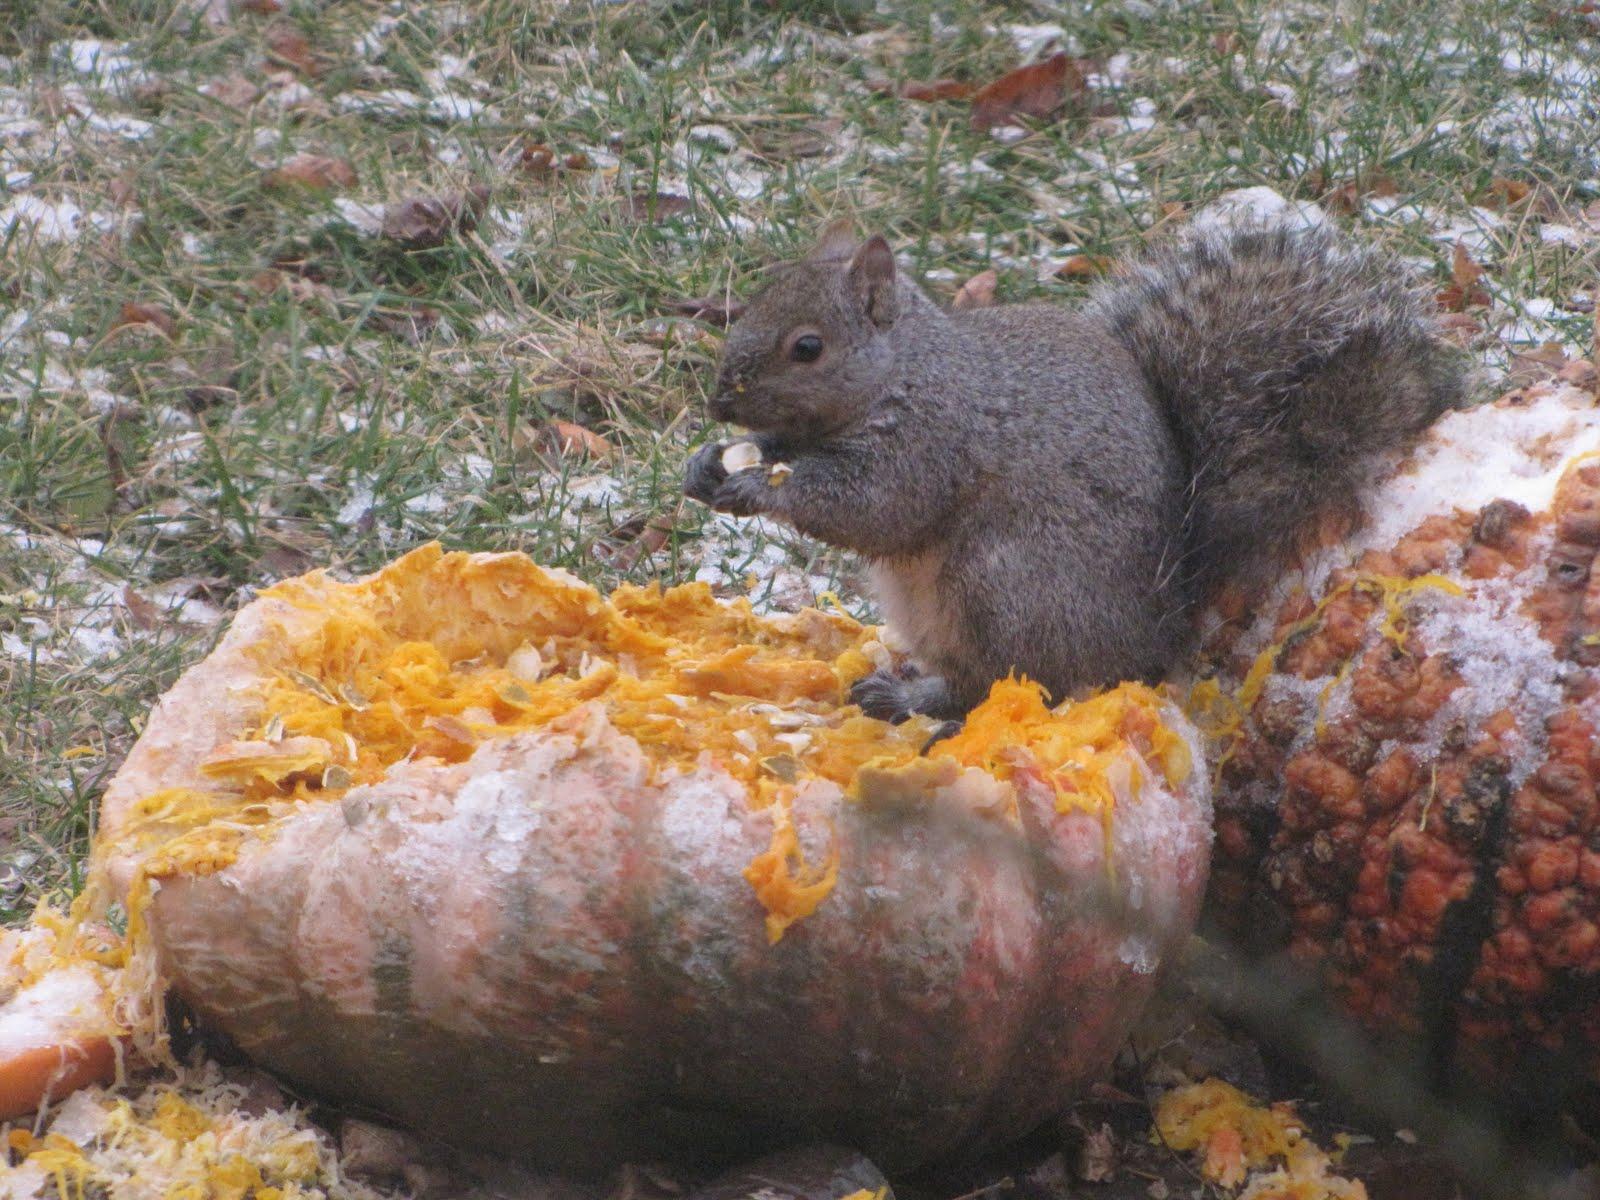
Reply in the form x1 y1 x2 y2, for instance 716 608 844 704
683 442 729 505
706 468 770 517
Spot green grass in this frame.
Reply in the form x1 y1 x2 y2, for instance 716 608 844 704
2 0 1597 920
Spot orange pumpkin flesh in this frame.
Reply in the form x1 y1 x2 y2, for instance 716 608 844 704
6 544 1212 1172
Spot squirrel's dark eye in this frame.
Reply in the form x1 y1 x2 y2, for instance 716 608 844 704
789 334 824 363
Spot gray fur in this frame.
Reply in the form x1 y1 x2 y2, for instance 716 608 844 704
1086 220 1464 597
684 221 1465 719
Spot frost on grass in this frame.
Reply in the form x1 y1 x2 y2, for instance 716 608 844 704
0 524 225 669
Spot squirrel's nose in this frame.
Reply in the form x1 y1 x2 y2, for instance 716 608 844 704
709 372 747 420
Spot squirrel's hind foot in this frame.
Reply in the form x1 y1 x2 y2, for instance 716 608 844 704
850 669 958 725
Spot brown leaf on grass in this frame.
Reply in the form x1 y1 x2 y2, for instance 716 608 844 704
898 79 976 101
108 172 139 208
1320 172 1397 218
265 153 357 192
367 305 441 347
265 26 318 76
543 421 614 460
177 345 241 416
1436 241 1491 312
618 192 692 223
113 301 177 338
1488 176 1533 208
1435 311 1483 347
237 0 283 12
1057 254 1113 279
1505 341 1569 388
202 74 261 108
597 513 678 571
748 117 842 162
255 541 320 581
247 269 284 295
970 52 1084 132
667 296 746 327
518 142 557 174
515 143 593 174
1484 176 1564 218
381 186 489 247
121 585 163 632
951 269 998 310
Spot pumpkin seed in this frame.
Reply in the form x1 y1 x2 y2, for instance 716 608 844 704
760 754 800 782
283 667 339 705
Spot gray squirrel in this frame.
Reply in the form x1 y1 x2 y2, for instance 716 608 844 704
683 217 1465 721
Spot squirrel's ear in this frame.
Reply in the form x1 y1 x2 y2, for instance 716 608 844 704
805 217 858 262
848 235 897 328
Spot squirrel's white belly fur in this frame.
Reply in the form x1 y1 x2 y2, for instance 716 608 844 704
868 551 963 673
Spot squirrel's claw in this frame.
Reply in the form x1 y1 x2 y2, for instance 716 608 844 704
920 719 965 755
850 670 915 723
683 442 729 505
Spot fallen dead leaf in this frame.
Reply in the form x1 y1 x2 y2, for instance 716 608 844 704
237 0 283 12
264 153 357 192
1436 241 1491 312
970 53 1084 132
255 542 320 581
951 269 998 310
108 172 139 208
1435 311 1483 347
121 586 163 632
247 269 284 296
748 117 842 162
1321 172 1397 218
1057 254 1113 279
667 296 745 327
1488 176 1533 208
897 78 976 102
206 74 265 108
265 25 318 76
113 301 177 339
367 305 441 347
599 514 677 571
381 186 489 247
1506 341 1569 388
543 421 614 460
518 142 557 174
618 192 692 223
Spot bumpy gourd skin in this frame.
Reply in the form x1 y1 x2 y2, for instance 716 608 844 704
1200 382 1600 1088
92 548 1213 1174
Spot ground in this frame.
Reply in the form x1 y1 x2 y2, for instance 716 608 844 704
1 0 1598 1189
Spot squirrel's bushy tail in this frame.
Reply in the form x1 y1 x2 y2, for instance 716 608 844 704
1088 220 1466 601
